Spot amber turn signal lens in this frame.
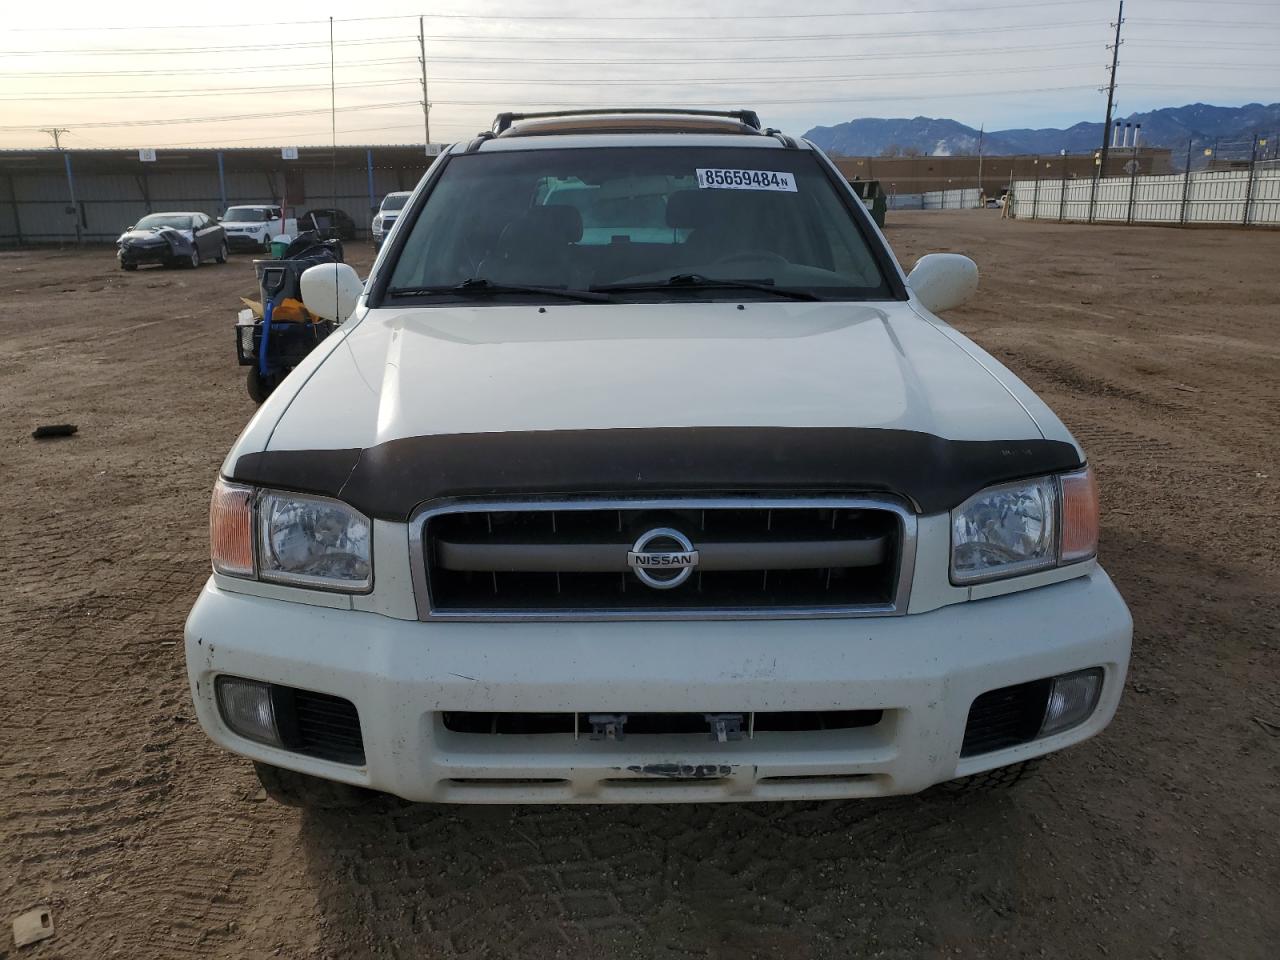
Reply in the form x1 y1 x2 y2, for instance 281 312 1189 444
210 479 255 577
1060 466 1099 564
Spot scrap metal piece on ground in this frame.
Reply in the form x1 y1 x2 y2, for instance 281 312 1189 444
12 908 55 948
31 424 77 439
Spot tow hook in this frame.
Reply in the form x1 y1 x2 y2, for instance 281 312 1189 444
704 713 744 743
588 713 627 741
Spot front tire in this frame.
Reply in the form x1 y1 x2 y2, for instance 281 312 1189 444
188 246 201 269
935 759 1041 795
215 241 228 264
120 261 137 272
253 762 375 810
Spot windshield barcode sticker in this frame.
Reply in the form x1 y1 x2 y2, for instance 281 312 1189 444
696 168 798 192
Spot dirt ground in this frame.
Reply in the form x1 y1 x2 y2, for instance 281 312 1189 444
1 211 1277 960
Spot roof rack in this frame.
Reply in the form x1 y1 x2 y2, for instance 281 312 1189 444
492 107 762 135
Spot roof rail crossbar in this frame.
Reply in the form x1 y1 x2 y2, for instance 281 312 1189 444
492 107 762 135
765 128 799 149
465 131 496 153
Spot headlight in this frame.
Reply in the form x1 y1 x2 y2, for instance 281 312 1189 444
208 479 372 593
258 490 372 591
950 466 1098 585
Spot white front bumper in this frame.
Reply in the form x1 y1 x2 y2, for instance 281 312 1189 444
185 570 1131 803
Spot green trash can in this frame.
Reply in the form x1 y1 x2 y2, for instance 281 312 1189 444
269 236 291 259
847 179 887 228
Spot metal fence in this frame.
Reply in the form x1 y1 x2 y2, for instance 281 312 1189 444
0 146 438 245
1010 164 1280 227
921 187 982 210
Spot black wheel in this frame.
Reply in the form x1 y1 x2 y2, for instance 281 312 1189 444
121 261 137 272
215 241 228 264
188 245 201 269
246 366 276 404
253 762 375 810
935 759 1041 795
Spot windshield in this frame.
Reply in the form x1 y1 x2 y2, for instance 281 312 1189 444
384 147 891 302
380 194 410 212
135 213 192 230
224 207 277 222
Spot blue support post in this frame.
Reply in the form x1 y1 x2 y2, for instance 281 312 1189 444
217 151 228 214
62 151 82 246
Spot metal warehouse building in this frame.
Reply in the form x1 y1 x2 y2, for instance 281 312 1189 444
0 146 439 245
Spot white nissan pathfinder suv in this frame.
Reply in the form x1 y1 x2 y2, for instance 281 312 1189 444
187 108 1132 809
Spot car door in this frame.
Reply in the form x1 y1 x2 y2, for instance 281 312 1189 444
191 214 210 256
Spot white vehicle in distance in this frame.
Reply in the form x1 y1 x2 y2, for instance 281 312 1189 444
187 107 1132 810
220 204 298 253
371 191 412 248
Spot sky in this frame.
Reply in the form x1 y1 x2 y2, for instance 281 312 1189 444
1 0 1277 150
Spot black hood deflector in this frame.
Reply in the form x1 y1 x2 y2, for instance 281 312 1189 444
230 427 1082 521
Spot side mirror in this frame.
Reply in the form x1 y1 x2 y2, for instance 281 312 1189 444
300 262 364 322
906 253 979 314
216 216 223 222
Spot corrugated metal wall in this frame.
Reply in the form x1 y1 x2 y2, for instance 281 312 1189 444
1010 168 1280 226
0 148 435 244
921 187 982 210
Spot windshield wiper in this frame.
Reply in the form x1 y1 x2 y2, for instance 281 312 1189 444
592 273 823 301
386 277 611 303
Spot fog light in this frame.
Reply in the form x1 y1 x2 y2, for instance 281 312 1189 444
1039 668 1103 737
215 676 281 747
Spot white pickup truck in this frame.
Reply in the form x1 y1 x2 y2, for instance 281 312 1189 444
186 108 1132 810
220 204 298 253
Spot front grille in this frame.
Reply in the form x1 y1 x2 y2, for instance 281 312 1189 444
440 710 883 737
414 497 913 620
960 679 1052 757
272 686 366 765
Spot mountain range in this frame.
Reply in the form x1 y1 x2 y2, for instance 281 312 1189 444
803 102 1280 159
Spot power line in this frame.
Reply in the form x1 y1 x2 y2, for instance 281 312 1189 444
0 36 412 56
5 79 420 102
3 63 1099 101
0 100 421 131
412 85 1101 107
4 84 1105 133
3 1 1108 30
1124 38 1279 47
416 42 1102 65
0 20 1107 56
418 23 1096 43
0 57 417 78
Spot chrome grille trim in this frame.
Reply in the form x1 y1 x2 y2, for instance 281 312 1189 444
408 496 917 622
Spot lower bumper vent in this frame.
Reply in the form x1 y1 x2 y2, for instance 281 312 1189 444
273 687 366 766
961 679 1052 757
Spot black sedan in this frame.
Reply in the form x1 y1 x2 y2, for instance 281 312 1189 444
117 212 227 271
300 207 357 241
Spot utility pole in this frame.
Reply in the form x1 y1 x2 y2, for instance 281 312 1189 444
1098 0 1124 179
418 16 431 153
41 127 69 150
976 123 984 197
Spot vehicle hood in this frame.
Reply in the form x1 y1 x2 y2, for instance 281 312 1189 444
118 226 191 245
263 300 1049 451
